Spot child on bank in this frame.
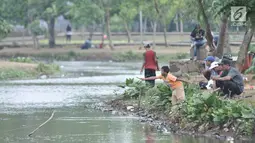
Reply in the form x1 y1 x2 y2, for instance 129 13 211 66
138 66 186 105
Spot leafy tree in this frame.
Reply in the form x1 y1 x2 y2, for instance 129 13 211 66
0 18 12 40
154 0 180 47
214 0 255 71
26 0 71 48
69 0 104 40
28 20 46 49
119 0 138 43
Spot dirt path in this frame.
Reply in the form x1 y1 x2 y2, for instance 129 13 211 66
0 46 240 56
0 61 37 70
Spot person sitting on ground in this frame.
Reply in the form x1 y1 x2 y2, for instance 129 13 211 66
211 59 244 98
138 66 185 105
140 43 159 87
81 38 92 50
203 56 216 80
190 24 206 60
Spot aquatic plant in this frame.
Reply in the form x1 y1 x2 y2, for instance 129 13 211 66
122 78 255 136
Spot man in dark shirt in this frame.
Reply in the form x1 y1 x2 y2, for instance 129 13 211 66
211 59 244 98
190 24 206 60
140 43 159 87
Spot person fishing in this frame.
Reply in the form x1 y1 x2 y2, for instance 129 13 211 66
138 66 186 105
190 24 206 60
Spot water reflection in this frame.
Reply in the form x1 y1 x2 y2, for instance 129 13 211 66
144 125 155 143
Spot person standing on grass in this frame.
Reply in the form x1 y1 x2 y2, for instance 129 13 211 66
66 24 72 42
140 43 159 87
138 66 185 105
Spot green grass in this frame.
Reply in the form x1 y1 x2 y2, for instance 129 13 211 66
0 68 36 80
0 63 61 80
39 39 132 45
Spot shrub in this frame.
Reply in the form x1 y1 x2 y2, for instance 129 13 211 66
36 63 60 75
9 57 33 63
122 78 255 136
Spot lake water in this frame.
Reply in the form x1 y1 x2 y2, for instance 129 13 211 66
0 61 240 143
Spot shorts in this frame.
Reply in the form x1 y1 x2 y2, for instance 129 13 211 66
171 86 185 105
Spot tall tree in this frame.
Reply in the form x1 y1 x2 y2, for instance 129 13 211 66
214 0 255 71
70 0 104 40
119 0 138 43
27 0 71 48
154 0 179 47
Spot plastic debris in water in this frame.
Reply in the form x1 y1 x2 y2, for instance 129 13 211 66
127 106 134 111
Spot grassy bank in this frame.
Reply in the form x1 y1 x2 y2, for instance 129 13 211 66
0 60 60 80
114 78 255 139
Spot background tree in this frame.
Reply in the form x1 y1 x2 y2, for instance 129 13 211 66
154 0 179 47
70 0 104 40
215 0 255 71
119 0 138 43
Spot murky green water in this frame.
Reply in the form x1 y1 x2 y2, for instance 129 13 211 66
0 61 247 143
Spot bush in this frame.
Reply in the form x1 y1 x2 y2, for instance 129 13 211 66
9 57 33 63
36 63 60 75
0 69 35 80
122 78 255 136
112 51 142 62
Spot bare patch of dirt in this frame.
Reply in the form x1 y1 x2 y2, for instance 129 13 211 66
0 61 37 70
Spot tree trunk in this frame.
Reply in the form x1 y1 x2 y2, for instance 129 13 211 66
180 14 184 33
124 21 131 43
105 8 114 50
236 26 255 71
175 14 179 32
88 25 95 40
223 24 231 54
163 24 168 47
143 18 147 33
32 34 39 49
216 14 228 58
48 17 55 48
153 21 157 48
197 0 215 52
150 21 157 48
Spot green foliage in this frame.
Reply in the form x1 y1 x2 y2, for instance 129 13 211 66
112 50 142 62
9 57 33 63
28 20 46 36
36 63 60 75
69 0 104 28
244 58 255 74
0 68 35 80
0 18 12 39
123 77 255 136
110 14 125 32
123 78 148 99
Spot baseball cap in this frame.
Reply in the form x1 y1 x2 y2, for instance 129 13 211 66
209 62 219 70
219 59 231 65
204 56 215 62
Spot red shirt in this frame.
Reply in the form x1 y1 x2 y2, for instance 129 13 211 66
144 50 157 70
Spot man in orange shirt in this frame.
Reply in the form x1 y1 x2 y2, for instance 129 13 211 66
138 66 185 105
140 43 159 87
